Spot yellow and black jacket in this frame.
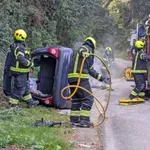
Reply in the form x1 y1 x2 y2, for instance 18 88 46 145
131 49 150 74
68 45 102 82
10 41 31 73
101 52 114 70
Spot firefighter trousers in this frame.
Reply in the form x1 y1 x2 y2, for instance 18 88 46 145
9 72 32 105
129 74 146 99
70 79 93 122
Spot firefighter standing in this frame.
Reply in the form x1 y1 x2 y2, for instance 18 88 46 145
68 37 110 127
8 29 39 108
127 40 150 101
101 47 115 89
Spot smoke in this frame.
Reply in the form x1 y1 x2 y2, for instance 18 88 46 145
73 41 82 51
89 48 104 88
73 34 127 88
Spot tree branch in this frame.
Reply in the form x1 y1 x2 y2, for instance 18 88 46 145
103 0 114 8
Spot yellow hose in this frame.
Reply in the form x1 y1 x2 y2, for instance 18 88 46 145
61 53 112 127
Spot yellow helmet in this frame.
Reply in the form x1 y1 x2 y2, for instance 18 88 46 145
14 29 27 41
135 40 145 49
105 47 112 51
84 37 96 49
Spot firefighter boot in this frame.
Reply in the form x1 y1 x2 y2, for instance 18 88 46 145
79 116 94 128
26 99 39 108
138 96 149 101
9 104 22 110
9 98 21 110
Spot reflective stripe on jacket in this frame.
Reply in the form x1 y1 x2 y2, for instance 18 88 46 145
131 50 147 74
68 45 102 82
10 41 31 73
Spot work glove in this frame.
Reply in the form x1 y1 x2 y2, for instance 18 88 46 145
103 78 111 85
100 76 111 84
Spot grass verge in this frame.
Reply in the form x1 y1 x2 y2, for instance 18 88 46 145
0 105 73 150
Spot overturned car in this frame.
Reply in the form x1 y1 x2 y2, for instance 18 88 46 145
3 46 73 109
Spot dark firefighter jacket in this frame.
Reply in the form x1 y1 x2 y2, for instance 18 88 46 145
101 53 114 70
68 45 102 82
10 41 32 73
131 49 150 74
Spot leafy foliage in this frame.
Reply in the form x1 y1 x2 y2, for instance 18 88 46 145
107 0 150 50
0 0 150 148
0 0 113 86
0 0 150 84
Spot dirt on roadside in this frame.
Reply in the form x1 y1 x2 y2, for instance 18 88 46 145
69 100 103 150
69 127 101 150
0 88 9 107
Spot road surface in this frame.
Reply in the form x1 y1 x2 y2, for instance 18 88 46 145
98 59 150 150
67 58 150 150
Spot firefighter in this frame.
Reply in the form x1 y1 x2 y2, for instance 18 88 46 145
68 37 110 127
8 29 39 108
127 40 150 101
101 46 115 89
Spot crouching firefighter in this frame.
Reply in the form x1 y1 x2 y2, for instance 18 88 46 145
68 37 110 127
119 40 149 104
8 29 39 108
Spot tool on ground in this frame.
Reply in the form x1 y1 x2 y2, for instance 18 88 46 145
119 98 144 103
119 103 143 106
119 97 145 106
33 118 94 128
34 118 68 127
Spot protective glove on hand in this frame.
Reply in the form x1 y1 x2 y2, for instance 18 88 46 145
100 76 111 84
103 78 111 84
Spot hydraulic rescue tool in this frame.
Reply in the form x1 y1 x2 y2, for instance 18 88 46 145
34 118 68 127
33 118 98 128
119 98 145 106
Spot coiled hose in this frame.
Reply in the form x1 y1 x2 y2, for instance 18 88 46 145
61 53 112 127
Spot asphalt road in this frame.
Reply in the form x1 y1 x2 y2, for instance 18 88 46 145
99 78 150 150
